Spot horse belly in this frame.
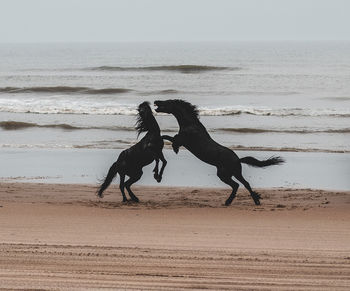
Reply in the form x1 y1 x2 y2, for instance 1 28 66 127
185 141 237 167
184 146 217 166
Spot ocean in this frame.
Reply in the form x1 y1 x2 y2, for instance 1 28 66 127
0 42 349 189
0 41 349 153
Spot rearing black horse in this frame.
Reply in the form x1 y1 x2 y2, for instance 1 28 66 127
97 101 167 202
155 99 284 206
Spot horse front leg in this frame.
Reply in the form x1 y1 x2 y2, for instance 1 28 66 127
172 134 184 154
162 134 183 154
156 152 167 183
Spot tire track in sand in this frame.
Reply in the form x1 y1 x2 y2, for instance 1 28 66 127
1 243 349 290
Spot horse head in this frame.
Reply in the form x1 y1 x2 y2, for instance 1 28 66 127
138 101 152 117
154 99 199 120
136 101 157 135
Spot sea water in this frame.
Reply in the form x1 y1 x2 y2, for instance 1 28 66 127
0 41 349 153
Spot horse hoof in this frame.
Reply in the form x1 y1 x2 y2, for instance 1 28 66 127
97 193 104 199
225 199 232 206
172 145 179 154
156 177 162 183
122 198 128 203
252 192 261 205
132 197 139 203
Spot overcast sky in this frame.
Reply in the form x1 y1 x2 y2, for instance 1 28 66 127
1 0 349 43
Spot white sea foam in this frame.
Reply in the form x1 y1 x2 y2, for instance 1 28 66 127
1 98 349 117
0 98 138 115
199 106 350 117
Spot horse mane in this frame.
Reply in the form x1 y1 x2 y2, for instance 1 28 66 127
172 99 199 119
135 101 154 136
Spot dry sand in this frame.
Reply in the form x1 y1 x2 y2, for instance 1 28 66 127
0 183 349 290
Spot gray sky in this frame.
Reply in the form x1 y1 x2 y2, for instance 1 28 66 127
1 0 349 42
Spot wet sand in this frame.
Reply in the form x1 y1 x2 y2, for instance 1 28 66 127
0 183 349 290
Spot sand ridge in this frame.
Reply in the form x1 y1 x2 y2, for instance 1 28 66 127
1 243 349 290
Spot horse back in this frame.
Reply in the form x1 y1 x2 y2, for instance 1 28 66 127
119 132 163 167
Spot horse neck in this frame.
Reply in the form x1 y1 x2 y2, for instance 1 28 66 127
144 114 160 134
173 111 199 129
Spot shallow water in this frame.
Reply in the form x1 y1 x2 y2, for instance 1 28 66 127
0 148 349 190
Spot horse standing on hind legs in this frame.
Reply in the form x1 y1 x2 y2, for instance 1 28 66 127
155 99 285 206
97 101 167 202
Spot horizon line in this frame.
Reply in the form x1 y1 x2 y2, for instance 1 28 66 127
1 39 350 44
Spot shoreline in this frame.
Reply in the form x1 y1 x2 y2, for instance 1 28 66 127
0 183 349 289
229 145 350 154
2 143 349 153
0 148 349 190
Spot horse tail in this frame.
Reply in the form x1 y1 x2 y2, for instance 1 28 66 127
97 162 119 198
240 156 285 168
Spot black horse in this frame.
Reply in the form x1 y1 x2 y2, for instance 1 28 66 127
97 101 167 202
154 99 284 206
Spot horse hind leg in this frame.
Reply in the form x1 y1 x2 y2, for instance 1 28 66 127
217 170 239 206
156 152 167 183
153 158 160 182
125 172 142 202
234 173 261 205
119 173 128 202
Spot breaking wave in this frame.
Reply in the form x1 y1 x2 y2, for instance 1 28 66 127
217 127 350 134
0 87 299 97
0 86 132 94
88 65 240 73
0 121 79 130
0 99 349 118
0 121 178 133
199 107 350 117
321 97 350 102
0 121 138 131
143 89 180 95
0 87 185 96
1 121 348 136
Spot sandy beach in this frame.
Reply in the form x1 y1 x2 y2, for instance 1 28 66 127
0 183 349 290
1 2 350 290
0 38 349 291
